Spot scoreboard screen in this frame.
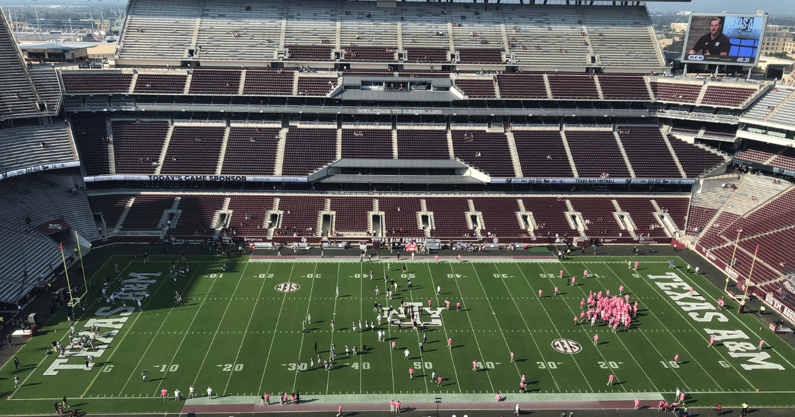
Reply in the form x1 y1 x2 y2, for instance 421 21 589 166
681 14 767 66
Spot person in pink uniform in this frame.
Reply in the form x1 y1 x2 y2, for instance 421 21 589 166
573 316 578 325
435 255 439 263
337 405 342 417
619 285 624 295
409 367 414 379
607 374 614 385
759 339 765 350
456 302 461 311
428 299 432 308
396 401 401 412
571 277 576 286
634 399 640 410
510 351 515 362
634 261 639 271
392 341 396 350
437 376 443 386
457 254 462 262
472 360 478 372
538 289 543 298
674 353 680 364
448 338 453 348
583 269 589 279
593 334 599 346
445 300 451 310
679 392 685 404
495 393 501 402
560 270 564 278
708 335 715 347
161 388 168 401
580 299 586 309
520 381 525 393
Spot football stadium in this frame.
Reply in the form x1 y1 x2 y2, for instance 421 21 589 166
1 0 795 416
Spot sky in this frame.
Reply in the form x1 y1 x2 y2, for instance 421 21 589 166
641 0 790 16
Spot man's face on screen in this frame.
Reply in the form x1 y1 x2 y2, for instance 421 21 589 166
710 19 721 37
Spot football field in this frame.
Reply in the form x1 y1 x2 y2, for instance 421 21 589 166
4 250 795 414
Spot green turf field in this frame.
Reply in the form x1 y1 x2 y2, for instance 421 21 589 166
4 252 795 414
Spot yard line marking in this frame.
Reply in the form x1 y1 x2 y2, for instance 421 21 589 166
191 260 252 392
671 264 795 372
324 263 342 395
258 262 296 394
117 262 204 396
501 263 575 392
291 263 317 393
404 266 430 394
446 263 496 393
425 263 462 393
12 256 128 397
609 260 750 390
383 263 395 393
602 264 705 390
82 258 177 397
546 262 631 392
225 263 272 394
358 262 364 394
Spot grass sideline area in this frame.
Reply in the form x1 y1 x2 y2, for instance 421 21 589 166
2 247 795 415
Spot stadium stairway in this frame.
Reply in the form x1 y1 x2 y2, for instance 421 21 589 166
215 126 232 175
559 131 579 178
273 128 288 176
106 117 116 175
504 130 523 178
155 125 175 176
765 89 795 122
542 74 553 99
593 75 605 100
612 131 636 178
661 133 687 178
113 196 136 233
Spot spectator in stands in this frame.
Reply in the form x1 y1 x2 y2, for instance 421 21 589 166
688 17 730 57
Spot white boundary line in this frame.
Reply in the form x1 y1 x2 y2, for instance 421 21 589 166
291 263 317 393
424 263 462 393
117 262 204 396
189 260 252 393
541 262 631 392
445 262 496 393
257 262 296 395
498 263 575 392
224 263 272 394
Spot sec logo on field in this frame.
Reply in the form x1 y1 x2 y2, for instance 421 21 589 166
551 339 582 354
275 282 300 293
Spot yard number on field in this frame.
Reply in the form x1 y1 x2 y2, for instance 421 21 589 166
537 361 563 369
258 274 275 279
217 364 244 371
413 362 433 369
598 361 623 369
446 274 466 279
153 364 179 372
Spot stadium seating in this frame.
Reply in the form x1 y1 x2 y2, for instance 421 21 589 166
686 206 717 235
0 123 77 175
134 74 188 94
451 130 514 177
700 85 758 108
565 131 631 178
547 74 600 100
281 127 337 176
160 125 226 174
521 197 575 237
377 196 423 237
112 120 170 174
650 81 701 104
188 70 241 94
618 128 682 178
242 70 295 95
473 197 526 238
569 197 623 236
69 113 110 176
296 77 337 96
512 130 573 178
28 66 63 112
220 127 281 175
424 197 471 238
62 72 133 94
121 194 175 231
667 136 727 178
331 197 372 233
88 194 132 230
396 129 449 160
276 195 326 237
598 75 650 100
741 87 793 122
285 45 334 61
169 195 225 237
0 14 44 121
225 195 275 237
341 128 393 160
453 78 496 98
496 74 548 99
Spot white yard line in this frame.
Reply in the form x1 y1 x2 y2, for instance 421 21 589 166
224 263 272 394
446 263 496 392
496 263 572 392
541 262 631 392
404 266 430 394
190 261 252 392
424 263 462 393
257 262 296 394
602 264 705 391
384 263 396 393
358 263 363 394
324 263 342 395
117 262 204 396
291 263 317 393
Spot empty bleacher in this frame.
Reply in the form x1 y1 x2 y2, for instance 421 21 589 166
378 196 423 237
118 0 198 60
69 113 110 176
62 72 133 94
195 0 283 62
667 136 727 178
281 127 337 176
170 195 225 237
522 197 575 237
598 75 650 100
451 130 514 177
425 197 471 238
285 45 334 61
276 195 325 237
565 130 630 178
160 125 225 174
221 127 280 175
112 120 170 174
650 81 702 104
341 128 393 159
686 206 717 235
496 74 548 99
0 124 77 175
453 78 496 98
88 194 132 230
297 76 337 95
700 85 759 108
618 128 681 178
473 197 526 237
502 4 589 67
396 129 449 160
120 194 175 231
570 197 623 236
0 11 43 121
243 69 295 95
547 74 600 100
188 70 241 94
585 6 662 68
741 87 793 122
28 66 63 113
133 73 188 94
331 197 371 233
225 195 275 237
512 130 573 178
